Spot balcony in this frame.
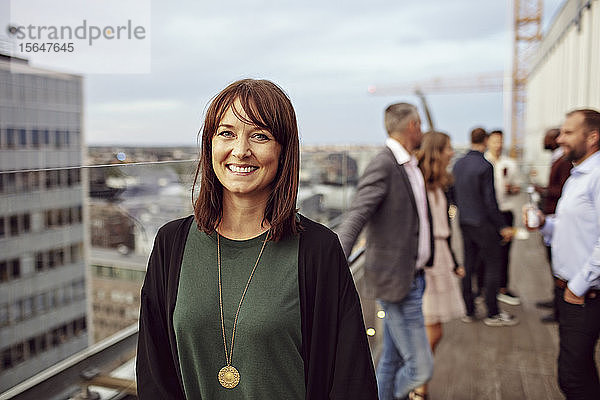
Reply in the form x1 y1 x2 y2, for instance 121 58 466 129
1 149 598 400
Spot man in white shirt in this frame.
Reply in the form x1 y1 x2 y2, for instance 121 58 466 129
485 130 521 306
527 109 600 399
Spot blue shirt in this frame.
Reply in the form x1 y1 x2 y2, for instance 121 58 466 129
540 151 600 296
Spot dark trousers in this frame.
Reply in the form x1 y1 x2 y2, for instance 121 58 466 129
556 286 600 399
499 211 513 289
460 224 503 317
475 211 513 293
475 256 485 297
546 244 559 319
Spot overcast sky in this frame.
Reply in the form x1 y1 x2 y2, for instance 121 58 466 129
3 0 565 147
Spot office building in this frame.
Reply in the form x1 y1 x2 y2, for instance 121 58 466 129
0 52 87 392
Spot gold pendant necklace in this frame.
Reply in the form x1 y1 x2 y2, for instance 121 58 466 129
216 229 269 389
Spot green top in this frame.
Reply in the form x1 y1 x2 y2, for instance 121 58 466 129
173 224 305 399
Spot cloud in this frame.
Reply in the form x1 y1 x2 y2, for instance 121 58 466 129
93 99 184 113
77 0 532 146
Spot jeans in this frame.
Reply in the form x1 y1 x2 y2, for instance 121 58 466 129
556 286 600 399
460 224 503 317
377 274 434 400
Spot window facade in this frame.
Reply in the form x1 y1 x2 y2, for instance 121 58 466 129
0 278 85 327
0 168 81 195
0 259 21 283
32 242 84 273
0 316 86 372
0 126 77 150
0 242 83 283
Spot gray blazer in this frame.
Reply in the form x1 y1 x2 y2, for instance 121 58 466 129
336 147 434 302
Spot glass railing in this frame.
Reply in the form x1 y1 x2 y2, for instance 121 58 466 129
1 145 554 397
0 146 385 397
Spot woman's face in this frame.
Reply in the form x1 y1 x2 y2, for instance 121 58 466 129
212 99 282 202
440 138 454 168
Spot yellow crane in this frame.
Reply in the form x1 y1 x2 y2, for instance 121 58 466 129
511 0 543 157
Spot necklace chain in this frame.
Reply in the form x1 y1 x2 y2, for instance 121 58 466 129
217 229 270 367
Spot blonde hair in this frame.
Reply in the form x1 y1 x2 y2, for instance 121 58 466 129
417 131 453 191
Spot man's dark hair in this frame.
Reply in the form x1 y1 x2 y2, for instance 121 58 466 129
489 130 503 137
566 109 600 148
568 108 600 134
546 128 560 139
544 128 560 150
471 127 488 144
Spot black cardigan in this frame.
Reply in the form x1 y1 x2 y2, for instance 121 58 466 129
136 214 378 399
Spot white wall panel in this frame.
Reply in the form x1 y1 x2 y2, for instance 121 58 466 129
525 0 599 169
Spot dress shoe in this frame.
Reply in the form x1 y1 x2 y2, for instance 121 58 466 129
540 314 557 323
536 300 554 309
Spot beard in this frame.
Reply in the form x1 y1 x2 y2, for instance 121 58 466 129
563 144 586 162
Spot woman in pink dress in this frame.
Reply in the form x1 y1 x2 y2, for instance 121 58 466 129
412 131 465 400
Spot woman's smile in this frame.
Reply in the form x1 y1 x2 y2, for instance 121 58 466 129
212 98 281 201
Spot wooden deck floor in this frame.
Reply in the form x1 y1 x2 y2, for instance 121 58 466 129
426 225 600 400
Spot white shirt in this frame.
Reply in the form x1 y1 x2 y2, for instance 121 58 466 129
386 138 431 269
485 152 522 211
540 151 600 296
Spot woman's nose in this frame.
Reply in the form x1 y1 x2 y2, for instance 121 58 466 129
232 137 251 159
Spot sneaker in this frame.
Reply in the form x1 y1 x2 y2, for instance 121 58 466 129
483 312 519 327
497 291 521 306
461 314 476 323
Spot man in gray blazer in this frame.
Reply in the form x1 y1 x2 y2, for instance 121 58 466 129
337 103 434 400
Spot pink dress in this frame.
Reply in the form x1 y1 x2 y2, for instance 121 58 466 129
422 187 465 325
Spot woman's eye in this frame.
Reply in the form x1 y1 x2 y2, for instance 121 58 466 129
252 132 270 141
217 130 234 138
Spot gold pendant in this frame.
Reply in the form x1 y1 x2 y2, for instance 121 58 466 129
218 365 240 388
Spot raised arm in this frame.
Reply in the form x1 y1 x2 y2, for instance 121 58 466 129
335 155 390 258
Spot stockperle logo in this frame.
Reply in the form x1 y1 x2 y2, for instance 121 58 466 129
8 0 151 74
8 20 147 46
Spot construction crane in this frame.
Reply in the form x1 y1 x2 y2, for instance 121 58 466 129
367 72 504 97
511 0 543 157
368 0 544 158
367 71 504 133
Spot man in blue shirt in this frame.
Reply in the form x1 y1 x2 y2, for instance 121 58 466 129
528 108 600 399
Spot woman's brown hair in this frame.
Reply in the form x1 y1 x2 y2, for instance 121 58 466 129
192 79 300 241
417 131 454 191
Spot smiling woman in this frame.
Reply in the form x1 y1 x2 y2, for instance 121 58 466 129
195 79 300 242
136 79 378 400
210 99 283 234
